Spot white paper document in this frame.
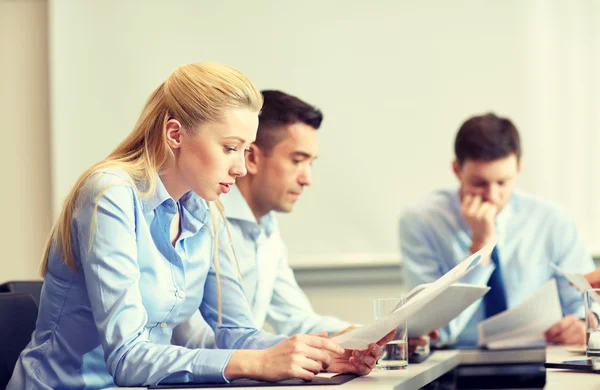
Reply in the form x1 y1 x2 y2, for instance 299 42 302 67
550 263 600 303
331 240 496 350
407 283 490 338
478 279 562 350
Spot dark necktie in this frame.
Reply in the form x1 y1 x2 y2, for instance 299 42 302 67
484 247 508 318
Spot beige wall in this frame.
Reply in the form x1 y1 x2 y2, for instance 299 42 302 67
302 282 407 326
0 0 50 282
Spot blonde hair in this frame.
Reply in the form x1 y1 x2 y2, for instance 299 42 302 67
41 62 262 325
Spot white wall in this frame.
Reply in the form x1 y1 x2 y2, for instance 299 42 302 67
0 0 51 281
48 0 600 270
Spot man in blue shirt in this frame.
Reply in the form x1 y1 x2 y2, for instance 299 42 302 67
399 113 595 347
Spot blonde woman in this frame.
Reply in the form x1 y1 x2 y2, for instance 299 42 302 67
8 63 390 389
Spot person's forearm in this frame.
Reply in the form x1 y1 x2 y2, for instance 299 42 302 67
470 237 495 254
224 350 263 381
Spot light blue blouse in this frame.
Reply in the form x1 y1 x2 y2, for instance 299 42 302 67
172 185 350 349
8 169 284 389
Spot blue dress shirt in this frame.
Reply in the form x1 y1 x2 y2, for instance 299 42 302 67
8 169 284 389
172 185 350 349
399 189 595 347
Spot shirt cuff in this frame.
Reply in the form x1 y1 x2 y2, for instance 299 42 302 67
192 348 235 384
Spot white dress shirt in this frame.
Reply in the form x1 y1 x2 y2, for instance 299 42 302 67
172 185 350 348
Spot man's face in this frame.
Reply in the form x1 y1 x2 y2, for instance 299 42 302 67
252 122 318 214
453 153 521 213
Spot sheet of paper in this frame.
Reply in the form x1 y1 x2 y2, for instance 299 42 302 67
550 263 600 303
331 240 496 350
407 283 490 338
485 335 547 350
478 278 562 349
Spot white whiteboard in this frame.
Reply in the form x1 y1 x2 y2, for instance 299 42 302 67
49 0 600 267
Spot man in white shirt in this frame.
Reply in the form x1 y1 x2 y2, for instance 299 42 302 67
173 91 353 349
175 91 432 360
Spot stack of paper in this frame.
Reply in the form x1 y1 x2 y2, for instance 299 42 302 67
331 240 496 350
478 279 562 350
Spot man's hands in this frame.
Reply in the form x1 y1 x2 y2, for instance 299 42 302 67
544 314 586 345
408 330 439 355
460 194 498 254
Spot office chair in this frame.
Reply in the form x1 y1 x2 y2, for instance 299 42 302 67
0 293 38 389
0 280 43 308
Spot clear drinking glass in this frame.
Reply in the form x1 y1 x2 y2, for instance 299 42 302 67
584 288 600 369
374 296 408 370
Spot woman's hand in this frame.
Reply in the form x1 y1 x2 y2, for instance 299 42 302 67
326 328 396 376
224 334 344 382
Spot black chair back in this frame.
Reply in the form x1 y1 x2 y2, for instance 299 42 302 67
0 280 43 308
0 293 38 389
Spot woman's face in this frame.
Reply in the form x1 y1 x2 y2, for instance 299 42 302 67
176 108 258 201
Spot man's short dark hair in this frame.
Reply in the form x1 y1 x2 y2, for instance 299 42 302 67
255 90 323 153
454 113 521 166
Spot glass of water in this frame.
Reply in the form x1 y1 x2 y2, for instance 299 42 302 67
584 289 600 368
374 296 408 370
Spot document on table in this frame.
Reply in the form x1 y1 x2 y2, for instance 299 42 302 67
331 240 496 350
478 279 562 350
